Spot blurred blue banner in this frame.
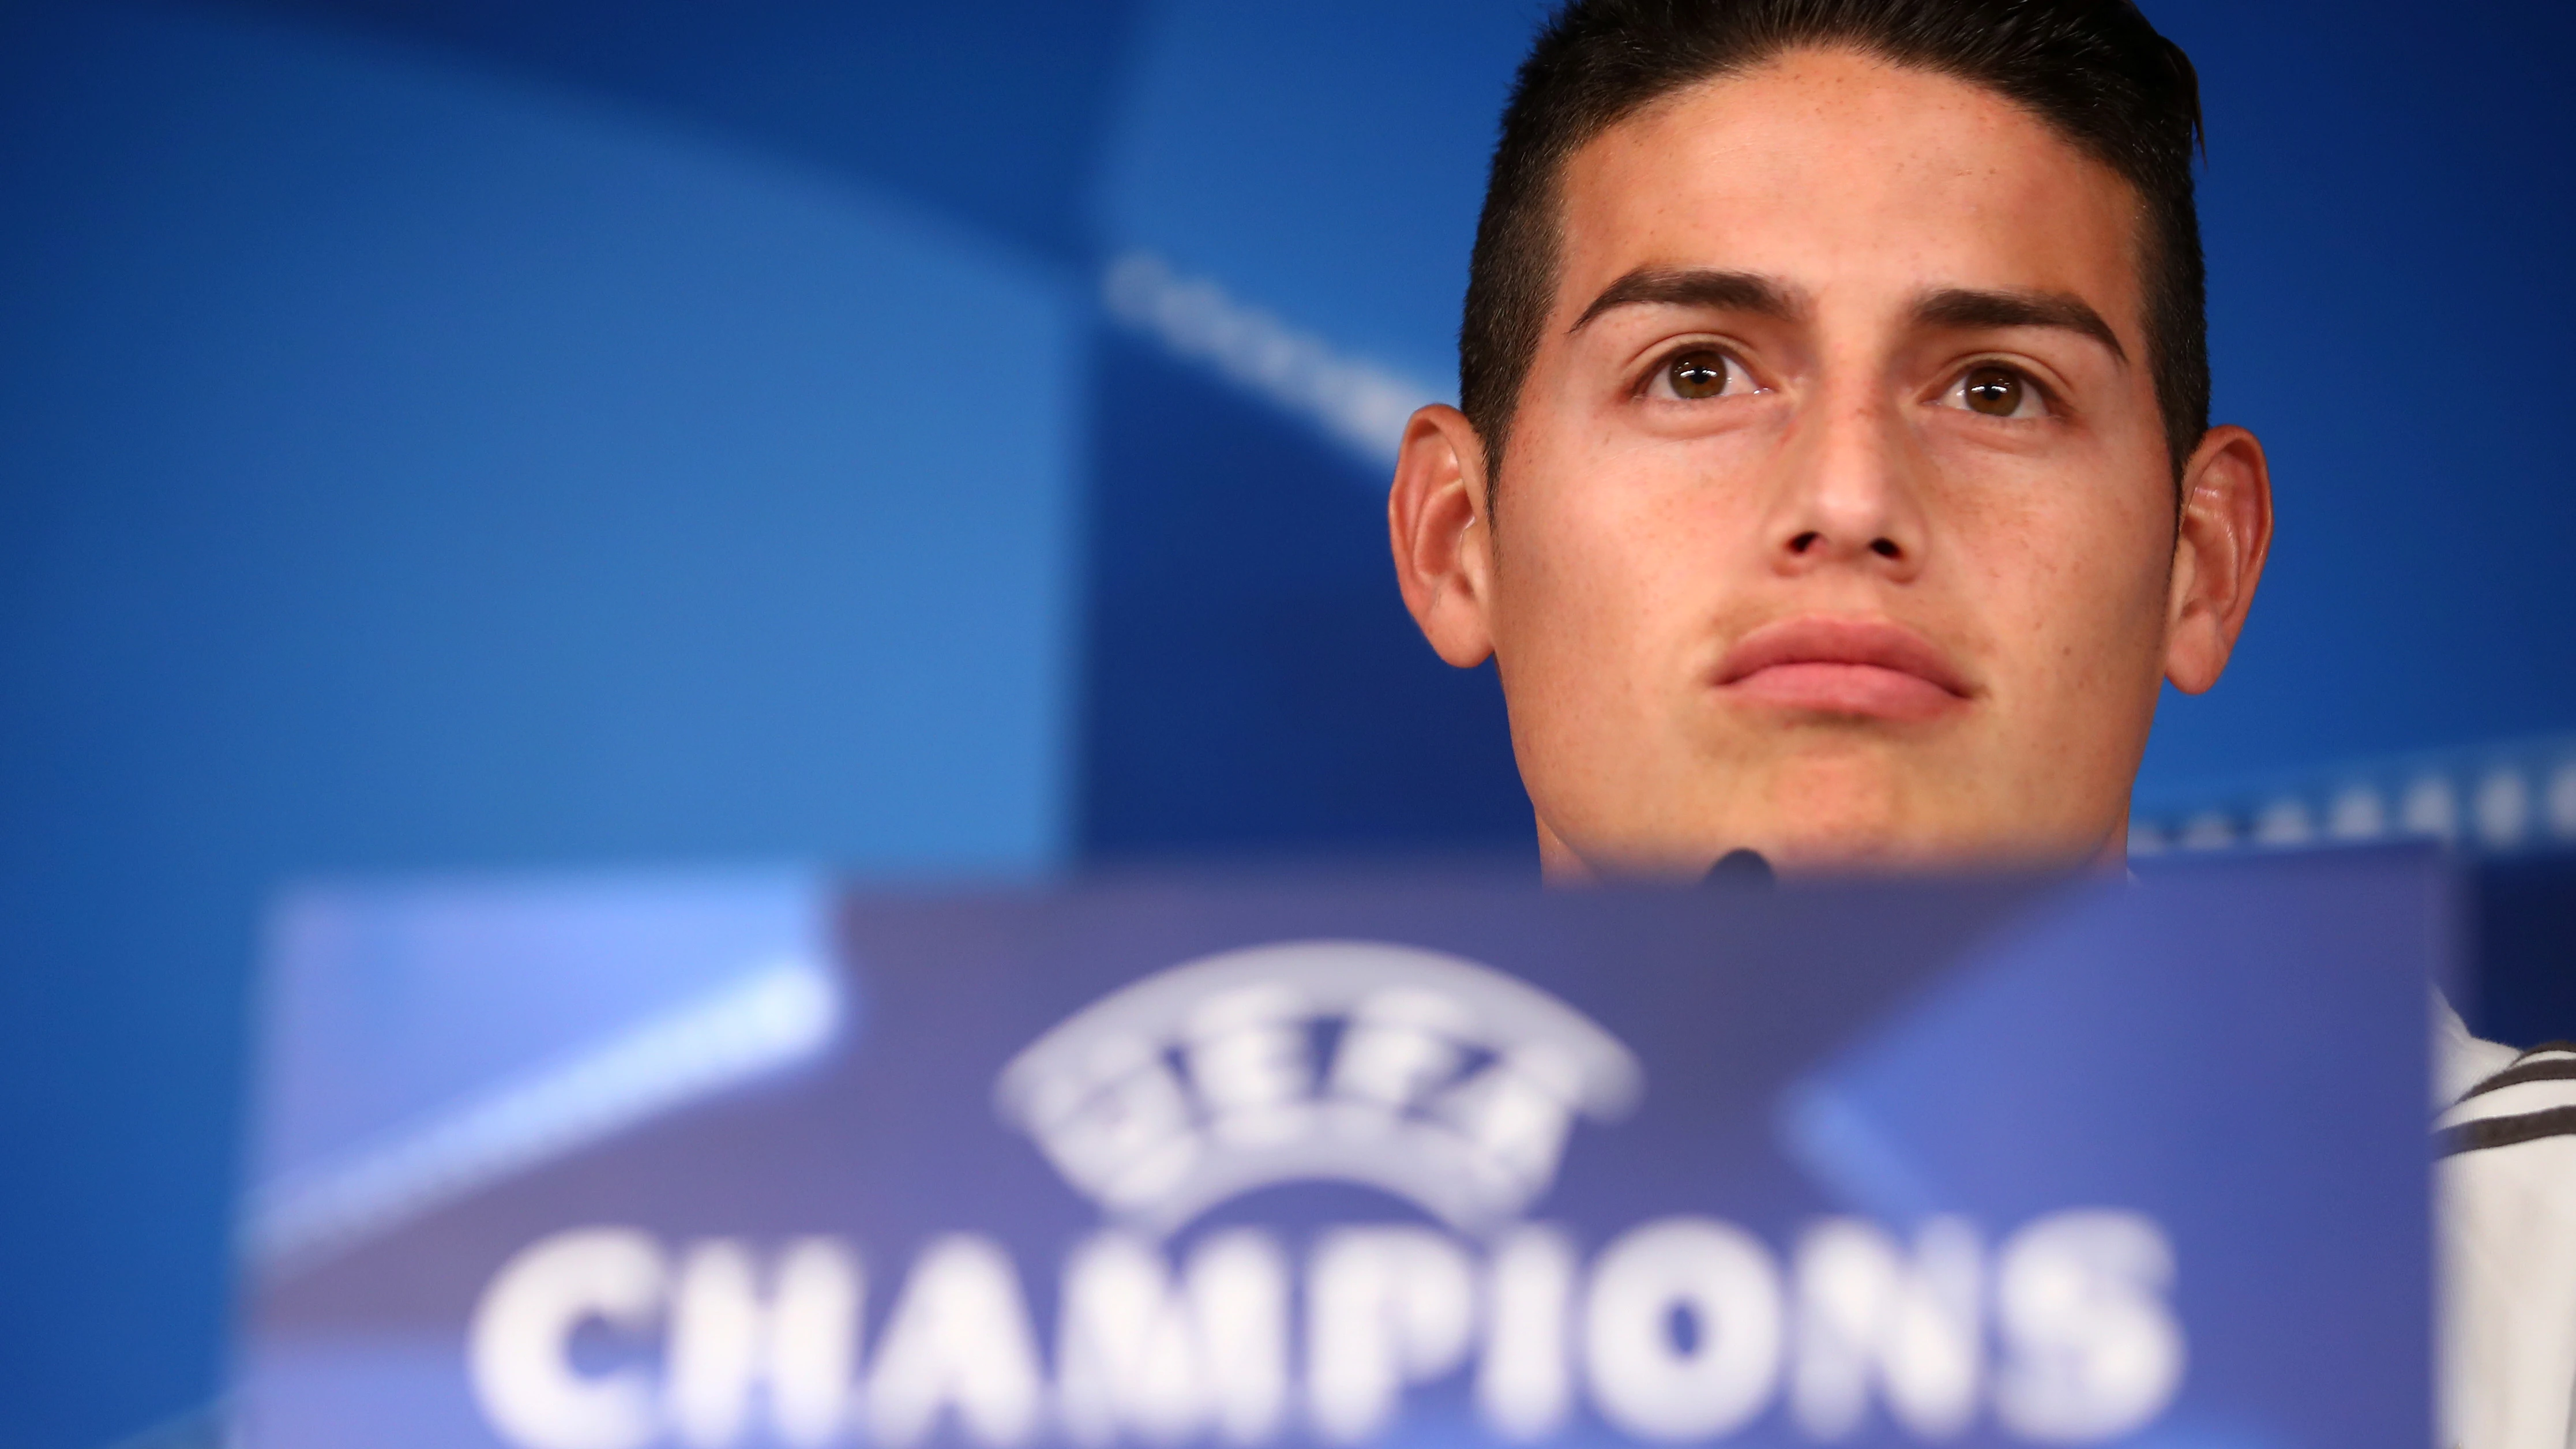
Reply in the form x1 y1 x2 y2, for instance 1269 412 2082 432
239 852 2438 1447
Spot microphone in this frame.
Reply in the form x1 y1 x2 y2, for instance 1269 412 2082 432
1703 848 1774 888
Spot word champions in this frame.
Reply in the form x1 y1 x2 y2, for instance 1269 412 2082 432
468 943 2183 1449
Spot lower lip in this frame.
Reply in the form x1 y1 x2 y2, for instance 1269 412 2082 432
1721 662 1965 722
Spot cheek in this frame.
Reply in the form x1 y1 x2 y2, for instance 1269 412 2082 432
1495 441 1728 666
1965 484 2173 688
1493 494 1644 670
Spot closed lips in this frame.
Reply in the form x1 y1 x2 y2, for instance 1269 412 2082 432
1714 618 1972 721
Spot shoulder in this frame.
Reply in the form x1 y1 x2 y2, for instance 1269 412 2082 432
2436 1038 2576 1449
2439 1039 2576 1159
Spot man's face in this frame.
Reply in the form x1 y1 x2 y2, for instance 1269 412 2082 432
1405 49 2258 877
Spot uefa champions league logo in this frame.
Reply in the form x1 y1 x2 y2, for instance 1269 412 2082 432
466 943 2186 1449
993 940 1644 1238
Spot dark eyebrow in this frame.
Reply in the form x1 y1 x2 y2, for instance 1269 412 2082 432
1571 268 1801 332
1913 287 2126 363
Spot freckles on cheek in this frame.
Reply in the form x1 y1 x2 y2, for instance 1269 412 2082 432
1499 497 1669 697
1514 515 1633 645
2035 536 2173 690
1952 495 2154 696
1501 397 1738 649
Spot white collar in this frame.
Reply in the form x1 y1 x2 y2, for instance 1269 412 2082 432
2432 989 2522 1109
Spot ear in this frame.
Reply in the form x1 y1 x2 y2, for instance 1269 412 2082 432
1388 404 1500 667
2163 424 2274 694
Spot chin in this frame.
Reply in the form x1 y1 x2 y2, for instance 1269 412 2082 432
1729 759 2089 876
1760 814 1950 874
1759 806 2115 877
1541 741 2123 880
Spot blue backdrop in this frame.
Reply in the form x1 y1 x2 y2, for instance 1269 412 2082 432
1 1 2571 1445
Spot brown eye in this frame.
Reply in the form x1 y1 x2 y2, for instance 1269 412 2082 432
1667 350 1733 399
1962 365 2026 416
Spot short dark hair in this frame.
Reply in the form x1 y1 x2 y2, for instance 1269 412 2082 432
1460 0 2207 493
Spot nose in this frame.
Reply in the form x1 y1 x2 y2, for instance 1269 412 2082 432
1763 387 1928 581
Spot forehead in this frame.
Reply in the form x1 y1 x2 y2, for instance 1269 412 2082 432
1554 48 2146 334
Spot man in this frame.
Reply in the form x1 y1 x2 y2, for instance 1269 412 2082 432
1383 2 2575 1444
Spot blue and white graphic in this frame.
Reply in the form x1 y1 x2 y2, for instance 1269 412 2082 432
241 852 2438 1448
996 941 1641 1236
